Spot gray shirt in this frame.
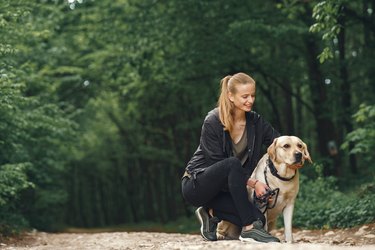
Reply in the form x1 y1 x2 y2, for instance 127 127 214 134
232 128 248 166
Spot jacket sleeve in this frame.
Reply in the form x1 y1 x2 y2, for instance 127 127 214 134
200 121 227 166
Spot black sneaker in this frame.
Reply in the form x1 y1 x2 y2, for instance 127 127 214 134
195 207 220 241
239 219 280 243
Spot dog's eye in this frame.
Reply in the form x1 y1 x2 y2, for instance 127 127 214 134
283 144 290 149
297 144 303 148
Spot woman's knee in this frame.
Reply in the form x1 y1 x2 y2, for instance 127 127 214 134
208 157 243 176
224 157 242 169
225 157 244 175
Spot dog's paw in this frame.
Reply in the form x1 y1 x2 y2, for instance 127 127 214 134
216 233 239 240
216 233 226 240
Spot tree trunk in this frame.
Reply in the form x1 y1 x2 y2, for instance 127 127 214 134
282 78 295 135
304 37 340 176
338 6 357 174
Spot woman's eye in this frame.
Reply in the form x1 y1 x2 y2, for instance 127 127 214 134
283 144 290 148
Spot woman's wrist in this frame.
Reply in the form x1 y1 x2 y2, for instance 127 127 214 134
253 179 259 188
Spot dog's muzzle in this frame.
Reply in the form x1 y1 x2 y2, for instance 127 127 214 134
289 152 304 169
294 152 303 163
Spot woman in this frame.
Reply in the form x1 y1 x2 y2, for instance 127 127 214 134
181 72 280 242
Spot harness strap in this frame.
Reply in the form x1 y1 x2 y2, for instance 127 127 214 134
253 158 296 214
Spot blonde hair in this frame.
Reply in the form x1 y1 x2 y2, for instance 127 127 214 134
217 72 256 133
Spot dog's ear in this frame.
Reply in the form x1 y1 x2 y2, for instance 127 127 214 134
267 138 278 162
302 142 312 163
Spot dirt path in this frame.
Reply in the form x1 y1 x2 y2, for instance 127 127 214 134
1 223 374 250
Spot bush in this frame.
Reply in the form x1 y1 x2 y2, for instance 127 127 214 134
293 174 375 229
341 103 375 173
0 164 33 235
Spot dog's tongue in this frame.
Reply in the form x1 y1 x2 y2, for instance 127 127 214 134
289 163 303 170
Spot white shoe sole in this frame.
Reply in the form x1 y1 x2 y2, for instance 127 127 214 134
195 208 210 241
239 236 262 243
240 236 281 244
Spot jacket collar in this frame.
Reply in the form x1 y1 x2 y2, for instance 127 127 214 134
222 111 258 156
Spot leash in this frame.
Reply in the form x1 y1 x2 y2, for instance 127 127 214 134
253 158 295 214
253 187 280 214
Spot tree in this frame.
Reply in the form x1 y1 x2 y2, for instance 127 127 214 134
0 0 77 233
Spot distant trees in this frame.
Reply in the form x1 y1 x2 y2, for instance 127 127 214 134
0 0 374 234
0 1 77 233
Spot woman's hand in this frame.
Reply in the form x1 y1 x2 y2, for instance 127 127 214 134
247 178 269 198
254 181 269 198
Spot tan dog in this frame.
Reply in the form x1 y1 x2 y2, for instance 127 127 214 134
217 136 312 243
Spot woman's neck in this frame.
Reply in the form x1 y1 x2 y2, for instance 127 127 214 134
232 108 246 123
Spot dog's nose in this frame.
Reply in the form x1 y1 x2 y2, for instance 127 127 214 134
295 152 302 162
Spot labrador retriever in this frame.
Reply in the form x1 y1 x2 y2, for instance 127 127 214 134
216 136 312 243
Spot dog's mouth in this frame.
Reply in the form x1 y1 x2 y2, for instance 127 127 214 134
290 152 304 169
288 162 304 170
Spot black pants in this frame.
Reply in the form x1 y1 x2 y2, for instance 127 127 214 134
181 157 265 227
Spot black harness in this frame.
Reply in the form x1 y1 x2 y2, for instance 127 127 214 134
253 158 296 214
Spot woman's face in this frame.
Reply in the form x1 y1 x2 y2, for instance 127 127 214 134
228 83 256 112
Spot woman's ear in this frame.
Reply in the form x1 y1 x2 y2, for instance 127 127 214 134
267 138 278 162
228 91 234 102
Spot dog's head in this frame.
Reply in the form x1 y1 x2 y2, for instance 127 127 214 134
267 136 312 169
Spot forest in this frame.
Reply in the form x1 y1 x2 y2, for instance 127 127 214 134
0 0 374 235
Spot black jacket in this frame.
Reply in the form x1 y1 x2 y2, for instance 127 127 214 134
186 108 279 178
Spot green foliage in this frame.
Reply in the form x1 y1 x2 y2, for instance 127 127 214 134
1 0 375 235
309 0 342 36
309 0 344 63
0 83 77 233
294 174 375 229
0 0 78 234
0 164 33 235
341 104 375 161
0 164 33 207
0 209 29 236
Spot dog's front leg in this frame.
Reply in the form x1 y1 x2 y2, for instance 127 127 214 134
283 203 295 243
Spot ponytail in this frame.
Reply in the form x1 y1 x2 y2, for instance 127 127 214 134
218 75 234 132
